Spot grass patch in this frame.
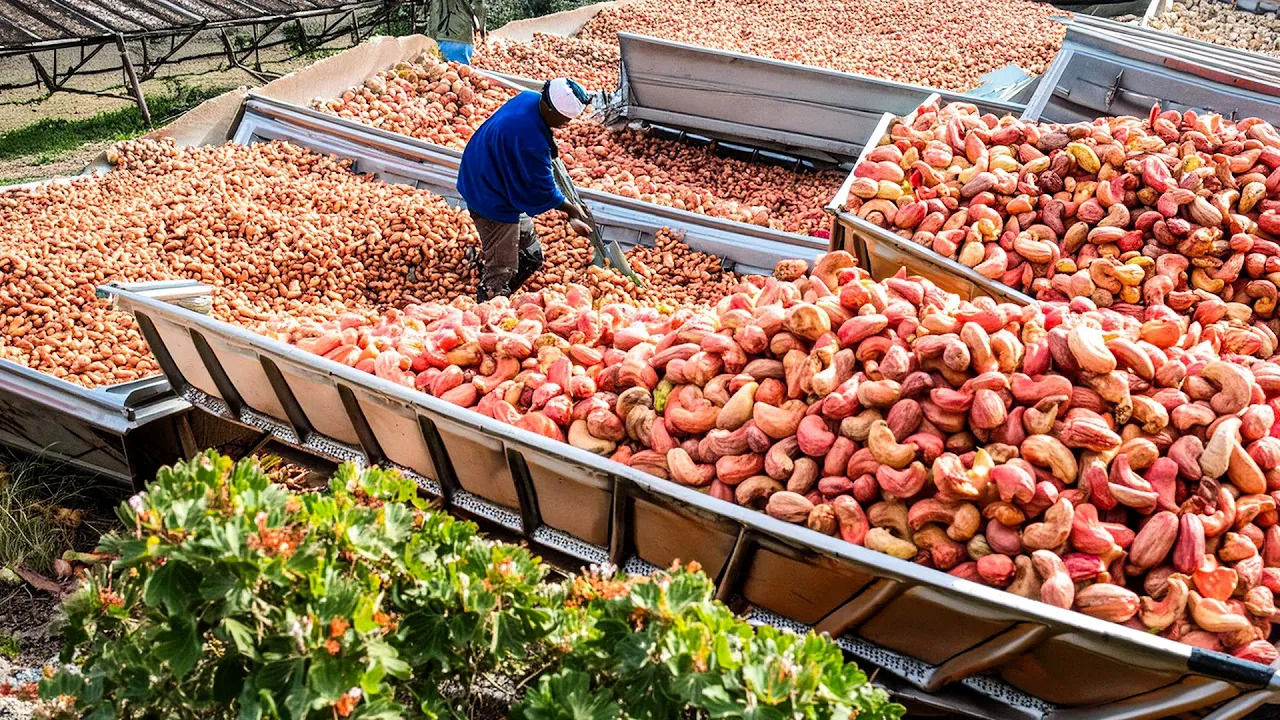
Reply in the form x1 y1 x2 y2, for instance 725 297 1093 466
0 631 18 660
0 453 119 578
0 80 233 165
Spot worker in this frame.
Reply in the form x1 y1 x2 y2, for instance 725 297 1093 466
429 0 485 64
458 77 595 301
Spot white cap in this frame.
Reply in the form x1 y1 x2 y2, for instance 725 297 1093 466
545 77 588 119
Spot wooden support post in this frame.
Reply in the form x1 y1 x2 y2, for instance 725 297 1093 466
28 55 55 92
114 34 150 126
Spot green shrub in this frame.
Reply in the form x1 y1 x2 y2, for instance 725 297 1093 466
38 451 903 720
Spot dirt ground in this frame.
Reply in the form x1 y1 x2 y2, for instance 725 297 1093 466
0 590 61 719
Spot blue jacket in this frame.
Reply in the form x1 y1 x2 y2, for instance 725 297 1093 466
457 91 565 223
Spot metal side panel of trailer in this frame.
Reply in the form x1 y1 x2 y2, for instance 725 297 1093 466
1063 15 1280 83
101 279 1280 720
612 33 1026 164
231 93 827 275
0 358 190 486
1025 22 1280 123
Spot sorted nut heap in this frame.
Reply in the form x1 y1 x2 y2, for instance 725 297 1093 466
282 250 1280 661
1150 0 1280 57
317 59 843 235
846 99 1280 333
314 58 517 151
597 229 740 308
0 138 735 387
574 0 1066 92
475 33 621 91
560 123 842 235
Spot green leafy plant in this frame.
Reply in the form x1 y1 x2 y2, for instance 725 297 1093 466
521 568 899 720
38 451 902 720
0 630 19 660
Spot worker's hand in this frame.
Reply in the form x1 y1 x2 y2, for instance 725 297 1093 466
569 218 593 237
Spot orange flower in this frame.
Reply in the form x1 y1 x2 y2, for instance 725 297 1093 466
98 588 124 609
373 611 397 631
325 639 341 656
329 617 350 639
334 692 359 717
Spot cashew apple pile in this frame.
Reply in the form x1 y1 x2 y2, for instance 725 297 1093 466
846 100 1280 333
480 0 1065 93
278 249 1280 662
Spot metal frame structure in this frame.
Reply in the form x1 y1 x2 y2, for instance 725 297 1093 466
0 0 426 123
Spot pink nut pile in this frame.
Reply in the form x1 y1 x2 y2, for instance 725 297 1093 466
846 100 1280 335
281 250 1280 663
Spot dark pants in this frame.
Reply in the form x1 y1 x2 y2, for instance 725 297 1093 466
472 212 542 299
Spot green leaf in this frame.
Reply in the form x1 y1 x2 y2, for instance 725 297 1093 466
199 570 239 602
513 669 620 720
221 617 258 660
353 593 380 634
236 686 263 720
309 652 360 701
743 705 786 720
381 503 414 545
154 617 201 679
144 560 199 615
255 658 302 693
282 666 311 720
366 637 411 681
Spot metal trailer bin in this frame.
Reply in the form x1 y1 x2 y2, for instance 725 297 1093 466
0 358 189 486
231 91 825 276
101 278 1280 720
612 32 1026 164
245 35 837 257
0 88 256 483
1128 5 1280 80
1025 17 1280 123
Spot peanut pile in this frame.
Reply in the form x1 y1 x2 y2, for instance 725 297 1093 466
560 123 841 235
282 251 1280 662
846 100 1280 334
316 59 843 235
1149 0 1280 58
0 139 733 387
315 59 516 151
526 225 740 309
475 33 620 91
573 0 1066 92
